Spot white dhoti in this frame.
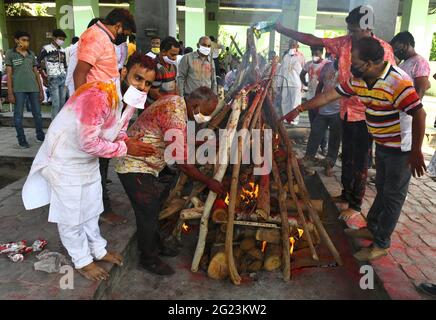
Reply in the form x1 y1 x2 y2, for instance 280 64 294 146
280 86 302 125
58 215 107 269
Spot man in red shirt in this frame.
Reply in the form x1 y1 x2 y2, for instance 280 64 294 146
276 6 396 222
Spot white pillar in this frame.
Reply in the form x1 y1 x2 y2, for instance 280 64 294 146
169 0 177 38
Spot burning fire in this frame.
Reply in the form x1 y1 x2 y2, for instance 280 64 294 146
223 182 259 209
224 193 230 205
289 228 304 255
182 223 190 233
261 241 267 253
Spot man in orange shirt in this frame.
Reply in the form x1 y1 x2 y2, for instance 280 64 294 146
74 9 136 226
276 6 396 222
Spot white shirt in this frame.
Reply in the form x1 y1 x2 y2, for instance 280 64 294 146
277 51 305 88
115 42 128 70
65 43 78 95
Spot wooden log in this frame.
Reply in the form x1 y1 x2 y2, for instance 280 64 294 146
263 244 282 271
271 158 291 281
247 260 263 272
265 94 343 266
255 173 270 220
159 198 186 220
212 208 228 223
247 247 264 261
191 96 243 272
216 220 280 229
256 228 281 244
180 207 203 220
207 251 229 280
166 173 188 204
286 199 323 213
240 238 256 251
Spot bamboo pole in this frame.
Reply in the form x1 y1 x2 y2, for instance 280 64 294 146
191 96 243 272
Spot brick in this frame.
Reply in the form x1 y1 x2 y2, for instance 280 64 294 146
371 256 410 283
400 264 427 281
390 247 413 265
399 233 426 248
416 264 436 281
415 247 436 266
382 281 423 300
419 234 436 249
405 247 434 266
405 212 428 224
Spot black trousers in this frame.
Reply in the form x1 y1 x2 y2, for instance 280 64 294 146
367 146 411 249
99 158 112 213
341 116 370 212
117 172 173 263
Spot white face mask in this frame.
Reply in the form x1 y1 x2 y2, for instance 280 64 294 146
312 56 321 62
55 39 64 47
123 85 148 110
193 112 212 124
163 56 177 65
198 45 211 56
289 48 297 55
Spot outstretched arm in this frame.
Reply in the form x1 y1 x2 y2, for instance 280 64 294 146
275 21 324 47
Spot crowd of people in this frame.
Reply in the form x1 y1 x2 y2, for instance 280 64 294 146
0 5 435 296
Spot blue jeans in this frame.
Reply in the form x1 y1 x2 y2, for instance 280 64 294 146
367 146 411 249
14 92 44 143
48 74 66 119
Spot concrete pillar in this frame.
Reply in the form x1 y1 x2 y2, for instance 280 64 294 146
401 0 431 59
169 0 177 38
349 0 400 42
269 30 276 53
0 0 8 51
298 0 317 59
185 0 206 48
56 0 99 46
279 0 299 58
129 0 135 15
205 0 219 40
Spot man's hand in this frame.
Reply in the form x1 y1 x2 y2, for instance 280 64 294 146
409 149 426 178
280 106 302 123
39 90 44 103
7 92 15 104
126 133 155 157
207 179 225 195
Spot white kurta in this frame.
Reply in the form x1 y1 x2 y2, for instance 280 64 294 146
22 81 135 226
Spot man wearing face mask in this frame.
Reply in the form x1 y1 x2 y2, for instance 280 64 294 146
38 29 67 120
146 36 161 60
145 36 180 109
74 9 136 226
283 38 427 261
5 31 45 148
275 6 396 222
391 31 431 99
22 52 157 281
276 39 305 124
115 86 224 275
177 36 217 97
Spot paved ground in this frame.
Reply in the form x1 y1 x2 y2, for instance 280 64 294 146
292 138 436 300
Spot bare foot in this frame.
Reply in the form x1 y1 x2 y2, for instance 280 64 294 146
77 262 109 281
339 208 360 221
100 211 128 226
99 252 124 266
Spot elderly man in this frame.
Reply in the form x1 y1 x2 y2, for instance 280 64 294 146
22 53 156 281
177 36 217 97
115 86 224 276
283 38 426 261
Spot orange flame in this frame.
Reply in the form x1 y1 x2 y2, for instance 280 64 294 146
261 241 267 253
182 223 190 233
224 193 230 205
289 228 304 255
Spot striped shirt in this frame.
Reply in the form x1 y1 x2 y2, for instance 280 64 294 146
336 62 422 152
145 56 177 108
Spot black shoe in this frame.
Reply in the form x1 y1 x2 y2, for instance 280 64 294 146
159 246 179 257
418 283 436 297
106 179 112 184
19 140 29 148
36 134 45 142
140 257 175 275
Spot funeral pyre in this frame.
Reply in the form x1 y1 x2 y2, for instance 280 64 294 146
158 28 343 284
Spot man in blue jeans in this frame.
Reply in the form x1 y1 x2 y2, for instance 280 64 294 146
5 31 45 148
38 29 67 119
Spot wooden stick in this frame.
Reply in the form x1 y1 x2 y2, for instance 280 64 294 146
191 96 243 272
216 220 280 229
265 94 343 266
270 158 291 281
230 35 243 57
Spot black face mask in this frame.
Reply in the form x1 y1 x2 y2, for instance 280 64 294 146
394 49 407 61
114 33 127 46
350 64 366 78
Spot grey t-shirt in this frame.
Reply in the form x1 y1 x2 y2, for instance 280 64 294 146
318 62 340 116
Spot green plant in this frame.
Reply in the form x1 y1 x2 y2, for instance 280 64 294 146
430 33 436 61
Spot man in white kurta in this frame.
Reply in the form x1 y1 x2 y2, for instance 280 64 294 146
22 53 156 281
277 40 305 124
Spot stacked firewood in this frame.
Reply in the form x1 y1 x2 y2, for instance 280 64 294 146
158 28 343 285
